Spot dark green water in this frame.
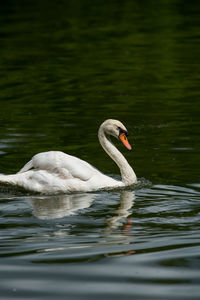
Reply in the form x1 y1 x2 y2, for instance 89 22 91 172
0 0 200 299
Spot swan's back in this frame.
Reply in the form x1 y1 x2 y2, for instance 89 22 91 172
19 151 100 181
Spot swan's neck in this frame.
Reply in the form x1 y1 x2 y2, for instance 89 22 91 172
98 128 137 185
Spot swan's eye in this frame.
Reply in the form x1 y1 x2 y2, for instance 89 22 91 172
118 127 128 138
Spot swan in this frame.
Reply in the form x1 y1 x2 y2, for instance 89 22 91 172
0 119 137 194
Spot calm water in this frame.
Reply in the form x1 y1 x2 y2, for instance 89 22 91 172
0 0 200 299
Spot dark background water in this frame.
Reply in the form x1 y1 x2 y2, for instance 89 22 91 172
0 0 200 299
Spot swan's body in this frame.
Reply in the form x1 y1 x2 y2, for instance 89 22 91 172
0 119 137 194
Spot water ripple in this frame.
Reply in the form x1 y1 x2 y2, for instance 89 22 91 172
0 183 199 299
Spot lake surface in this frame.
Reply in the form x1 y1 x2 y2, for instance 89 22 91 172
0 0 200 299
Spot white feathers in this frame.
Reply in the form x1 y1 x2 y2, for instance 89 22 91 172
0 120 137 194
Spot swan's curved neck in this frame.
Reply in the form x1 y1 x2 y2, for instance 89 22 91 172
98 127 137 185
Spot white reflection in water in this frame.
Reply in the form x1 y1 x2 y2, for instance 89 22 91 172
28 193 95 219
28 190 135 254
105 191 135 230
28 190 135 230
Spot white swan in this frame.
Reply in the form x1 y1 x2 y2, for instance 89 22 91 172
0 119 137 194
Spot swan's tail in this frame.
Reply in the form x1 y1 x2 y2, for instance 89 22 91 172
0 172 33 193
0 160 33 186
0 173 18 185
17 159 33 174
0 159 35 192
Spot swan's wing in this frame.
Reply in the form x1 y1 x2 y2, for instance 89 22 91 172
18 151 99 181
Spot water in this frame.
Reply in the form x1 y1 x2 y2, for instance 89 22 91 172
0 0 200 299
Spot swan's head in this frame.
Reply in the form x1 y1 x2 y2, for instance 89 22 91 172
99 119 132 150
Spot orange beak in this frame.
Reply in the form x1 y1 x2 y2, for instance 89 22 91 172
119 133 132 150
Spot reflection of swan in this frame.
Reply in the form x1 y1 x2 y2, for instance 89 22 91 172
0 119 137 194
28 191 134 230
28 193 95 219
105 191 135 230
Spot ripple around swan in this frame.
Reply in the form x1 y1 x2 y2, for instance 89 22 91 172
0 183 200 299
0 0 200 297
